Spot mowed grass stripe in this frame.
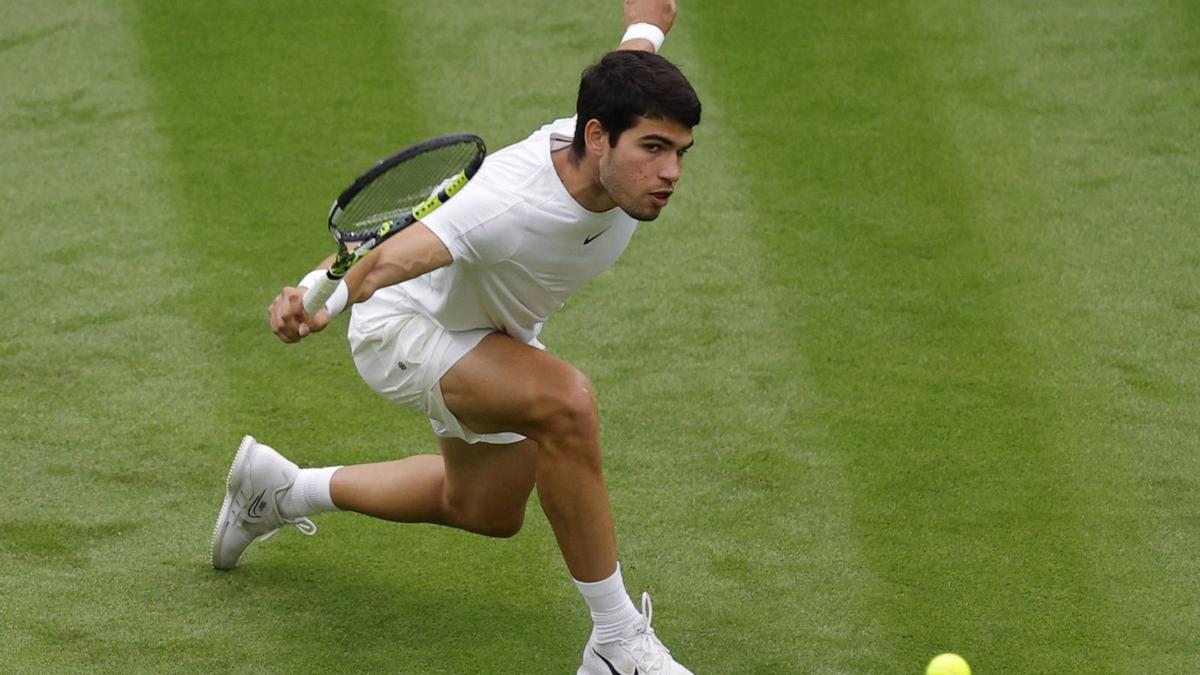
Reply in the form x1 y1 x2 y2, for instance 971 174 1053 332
0 1 238 669
691 1 1121 671
938 2 1200 670
628 12 885 673
131 0 431 451
130 3 527 672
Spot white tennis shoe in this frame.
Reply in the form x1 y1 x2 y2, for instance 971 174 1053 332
211 435 316 570
577 593 692 675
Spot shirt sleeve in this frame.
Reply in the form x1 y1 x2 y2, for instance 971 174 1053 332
420 163 524 265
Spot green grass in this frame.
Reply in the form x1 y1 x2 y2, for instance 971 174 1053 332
2 0 1198 672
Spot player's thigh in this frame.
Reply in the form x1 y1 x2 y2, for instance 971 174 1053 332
439 332 595 438
438 435 538 514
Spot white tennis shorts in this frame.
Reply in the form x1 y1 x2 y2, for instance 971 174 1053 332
347 305 526 445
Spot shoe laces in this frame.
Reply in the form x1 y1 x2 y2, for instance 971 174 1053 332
254 483 317 542
625 592 670 671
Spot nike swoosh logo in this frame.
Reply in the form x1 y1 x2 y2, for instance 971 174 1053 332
246 490 268 520
592 648 637 675
583 227 611 245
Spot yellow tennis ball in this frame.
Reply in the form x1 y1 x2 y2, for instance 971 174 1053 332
926 653 971 675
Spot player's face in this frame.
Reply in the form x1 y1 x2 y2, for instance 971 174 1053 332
598 116 694 221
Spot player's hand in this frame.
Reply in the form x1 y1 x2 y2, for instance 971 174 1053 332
268 286 331 343
624 0 676 33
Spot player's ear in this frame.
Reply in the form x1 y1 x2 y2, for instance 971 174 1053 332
584 118 609 156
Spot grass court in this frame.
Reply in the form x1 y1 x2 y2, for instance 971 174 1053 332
2 1 1197 672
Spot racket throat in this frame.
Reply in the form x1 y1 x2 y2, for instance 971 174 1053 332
328 249 355 279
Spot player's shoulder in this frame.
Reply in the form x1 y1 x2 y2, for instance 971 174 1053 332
484 116 575 170
532 115 577 139
464 116 571 202
422 116 577 247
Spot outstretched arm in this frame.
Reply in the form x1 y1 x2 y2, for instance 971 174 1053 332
618 0 677 52
268 222 451 343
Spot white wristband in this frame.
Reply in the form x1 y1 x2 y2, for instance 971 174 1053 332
324 279 348 317
298 269 326 290
298 269 349 317
622 22 665 52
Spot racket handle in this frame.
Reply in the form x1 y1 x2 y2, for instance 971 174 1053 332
302 272 341 315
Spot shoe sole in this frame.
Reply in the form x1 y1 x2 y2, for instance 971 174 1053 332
210 435 256 570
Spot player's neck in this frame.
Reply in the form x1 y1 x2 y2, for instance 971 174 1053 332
552 146 616 213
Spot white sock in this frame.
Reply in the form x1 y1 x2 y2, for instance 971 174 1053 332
279 466 342 519
574 563 644 643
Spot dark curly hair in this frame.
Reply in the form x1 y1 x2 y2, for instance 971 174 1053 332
571 50 701 158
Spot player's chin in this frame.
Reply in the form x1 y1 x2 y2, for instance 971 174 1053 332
620 202 666 222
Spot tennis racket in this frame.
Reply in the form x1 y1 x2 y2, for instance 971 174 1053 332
302 133 487 315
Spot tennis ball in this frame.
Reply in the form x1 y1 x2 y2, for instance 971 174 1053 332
926 653 970 675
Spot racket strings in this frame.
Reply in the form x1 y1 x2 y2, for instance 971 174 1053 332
339 141 482 237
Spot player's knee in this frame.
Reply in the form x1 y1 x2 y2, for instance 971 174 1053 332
535 369 600 442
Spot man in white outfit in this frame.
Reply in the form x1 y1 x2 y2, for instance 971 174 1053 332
212 2 700 672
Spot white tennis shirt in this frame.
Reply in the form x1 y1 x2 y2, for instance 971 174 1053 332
351 116 638 344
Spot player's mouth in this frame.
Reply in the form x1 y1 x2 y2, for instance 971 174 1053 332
649 190 672 207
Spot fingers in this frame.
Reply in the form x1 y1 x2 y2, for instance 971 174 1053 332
307 308 333 334
624 0 677 33
268 286 312 343
269 287 336 343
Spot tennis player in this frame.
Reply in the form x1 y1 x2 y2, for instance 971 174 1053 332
213 1 699 672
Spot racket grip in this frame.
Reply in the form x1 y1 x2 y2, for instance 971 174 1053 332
302 272 341 315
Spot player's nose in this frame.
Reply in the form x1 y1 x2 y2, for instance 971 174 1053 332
659 155 682 183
